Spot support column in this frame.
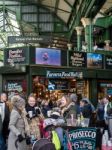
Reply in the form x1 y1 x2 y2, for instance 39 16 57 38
75 26 83 51
81 17 93 52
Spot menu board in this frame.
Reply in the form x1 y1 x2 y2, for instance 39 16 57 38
105 55 112 69
69 52 87 67
77 81 85 94
63 128 97 150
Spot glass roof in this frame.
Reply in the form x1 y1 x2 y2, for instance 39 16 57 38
0 7 21 49
0 0 110 50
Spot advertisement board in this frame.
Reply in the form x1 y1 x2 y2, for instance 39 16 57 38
87 53 103 69
63 128 97 150
4 47 29 65
35 48 61 66
69 51 87 67
48 79 68 90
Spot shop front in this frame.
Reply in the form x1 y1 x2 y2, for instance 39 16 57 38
2 46 112 105
29 66 96 102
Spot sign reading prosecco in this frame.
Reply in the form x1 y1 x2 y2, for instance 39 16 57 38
63 128 97 150
46 71 83 79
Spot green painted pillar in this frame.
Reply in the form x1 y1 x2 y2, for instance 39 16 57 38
75 26 83 51
105 28 110 40
81 18 93 52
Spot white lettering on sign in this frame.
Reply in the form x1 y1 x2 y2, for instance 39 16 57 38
69 130 96 140
70 52 85 67
46 71 83 78
107 58 112 65
9 49 23 58
7 83 23 92
7 49 25 63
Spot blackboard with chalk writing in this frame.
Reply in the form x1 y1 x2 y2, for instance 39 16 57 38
63 127 97 150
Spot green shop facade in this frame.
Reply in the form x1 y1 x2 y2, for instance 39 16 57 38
1 46 112 106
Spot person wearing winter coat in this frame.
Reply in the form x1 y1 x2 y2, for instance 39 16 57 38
0 92 10 144
7 95 27 150
24 94 44 143
59 95 77 121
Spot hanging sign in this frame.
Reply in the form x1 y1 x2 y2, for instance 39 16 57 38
63 127 97 150
8 36 52 44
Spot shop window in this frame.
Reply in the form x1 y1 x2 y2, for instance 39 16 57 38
32 76 89 100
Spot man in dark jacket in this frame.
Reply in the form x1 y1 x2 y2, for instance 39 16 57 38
0 93 10 144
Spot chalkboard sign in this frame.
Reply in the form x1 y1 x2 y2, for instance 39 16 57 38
105 55 112 69
63 127 97 150
69 52 87 67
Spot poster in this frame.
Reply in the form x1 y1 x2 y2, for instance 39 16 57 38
69 51 87 67
87 53 103 69
63 127 97 150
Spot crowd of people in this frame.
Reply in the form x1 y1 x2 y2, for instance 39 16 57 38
0 92 112 150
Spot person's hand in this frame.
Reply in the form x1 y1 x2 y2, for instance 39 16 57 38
18 134 24 142
26 136 31 145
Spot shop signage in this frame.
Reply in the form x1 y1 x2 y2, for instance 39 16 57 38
8 36 52 44
63 128 96 150
7 82 23 92
69 52 87 67
48 80 68 90
46 71 83 79
105 55 112 69
4 47 28 65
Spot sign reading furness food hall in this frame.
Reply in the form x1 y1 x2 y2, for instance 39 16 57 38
4 47 29 65
46 71 83 79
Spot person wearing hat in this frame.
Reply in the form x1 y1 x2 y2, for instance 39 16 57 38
7 95 27 150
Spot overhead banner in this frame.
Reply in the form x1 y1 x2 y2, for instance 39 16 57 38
63 128 97 150
8 36 52 44
46 71 83 79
